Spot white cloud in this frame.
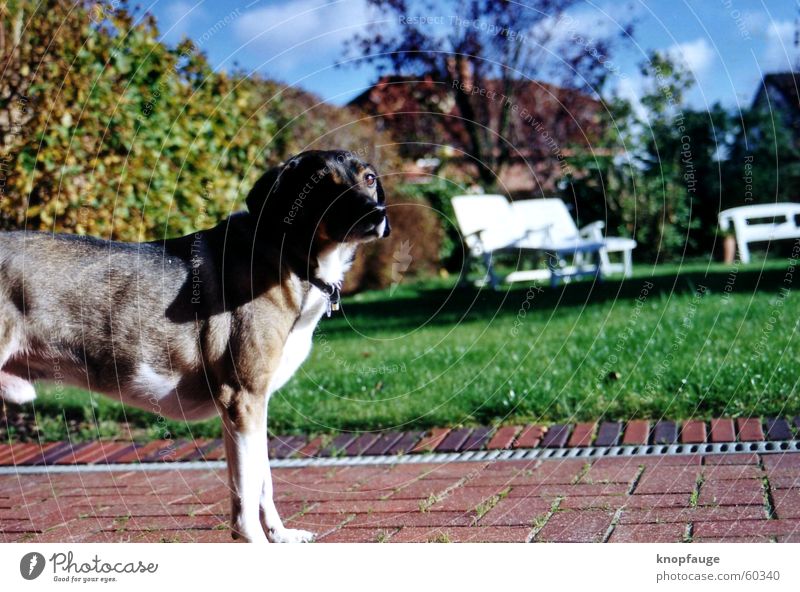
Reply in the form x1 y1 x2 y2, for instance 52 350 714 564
665 38 715 79
762 19 795 72
614 74 647 120
160 1 205 43
533 3 640 51
740 10 769 34
233 0 375 73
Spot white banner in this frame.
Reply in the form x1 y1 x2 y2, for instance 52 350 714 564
1 543 799 591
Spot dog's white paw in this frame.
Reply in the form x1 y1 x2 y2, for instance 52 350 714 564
232 529 269 543
0 373 36 404
268 527 316 543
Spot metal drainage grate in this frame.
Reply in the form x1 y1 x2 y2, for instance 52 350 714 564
1 440 798 475
269 439 800 468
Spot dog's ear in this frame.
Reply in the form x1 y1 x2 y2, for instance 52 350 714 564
245 161 285 220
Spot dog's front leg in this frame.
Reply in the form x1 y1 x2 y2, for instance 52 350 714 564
221 393 270 543
260 403 315 543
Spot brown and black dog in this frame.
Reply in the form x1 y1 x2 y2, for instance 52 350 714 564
0 149 390 542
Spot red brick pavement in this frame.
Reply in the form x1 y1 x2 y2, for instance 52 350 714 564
1 452 799 543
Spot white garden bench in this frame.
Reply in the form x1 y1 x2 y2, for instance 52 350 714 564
510 199 636 279
452 194 627 287
718 203 800 263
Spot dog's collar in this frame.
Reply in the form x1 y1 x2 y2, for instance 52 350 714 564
308 277 341 317
275 244 342 317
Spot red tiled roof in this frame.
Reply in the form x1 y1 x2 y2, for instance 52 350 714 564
348 75 603 162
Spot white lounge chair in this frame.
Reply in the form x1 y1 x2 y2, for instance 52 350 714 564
451 194 606 287
718 203 800 264
510 198 637 278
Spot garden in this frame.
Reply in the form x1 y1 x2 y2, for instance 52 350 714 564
0 0 798 445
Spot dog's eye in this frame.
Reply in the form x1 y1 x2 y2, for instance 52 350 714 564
365 173 376 187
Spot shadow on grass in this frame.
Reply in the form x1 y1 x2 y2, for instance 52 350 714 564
333 263 791 333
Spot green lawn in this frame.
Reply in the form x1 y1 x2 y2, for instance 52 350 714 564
8 259 800 441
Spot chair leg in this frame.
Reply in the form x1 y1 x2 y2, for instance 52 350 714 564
599 247 612 275
458 254 474 287
595 250 604 282
483 252 499 289
547 252 558 288
623 249 633 277
737 240 751 264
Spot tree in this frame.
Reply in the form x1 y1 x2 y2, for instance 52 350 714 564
346 0 633 187
565 52 722 261
727 105 800 210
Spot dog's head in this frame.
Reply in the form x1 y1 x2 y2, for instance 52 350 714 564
246 150 390 249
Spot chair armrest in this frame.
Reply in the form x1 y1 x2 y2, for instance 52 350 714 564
463 228 487 241
462 228 489 254
579 220 605 239
524 223 554 233
718 214 733 232
522 223 554 240
580 220 605 232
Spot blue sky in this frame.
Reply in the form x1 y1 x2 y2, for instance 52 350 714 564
145 0 798 111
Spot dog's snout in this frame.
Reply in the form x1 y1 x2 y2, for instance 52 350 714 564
370 206 390 237
358 205 390 239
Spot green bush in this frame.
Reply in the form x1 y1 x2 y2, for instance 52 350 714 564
395 178 464 271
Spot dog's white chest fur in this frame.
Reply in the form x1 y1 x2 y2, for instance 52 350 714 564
268 246 352 395
267 291 326 395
